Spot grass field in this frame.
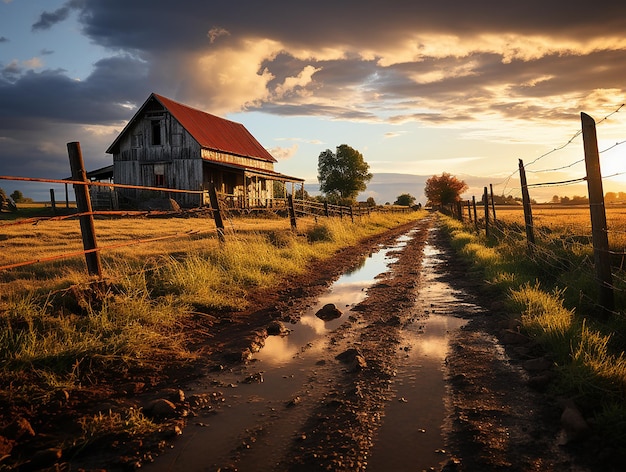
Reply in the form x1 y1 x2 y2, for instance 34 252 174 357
441 209 626 459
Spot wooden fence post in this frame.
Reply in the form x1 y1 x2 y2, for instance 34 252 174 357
324 201 329 217
67 142 102 277
472 196 478 230
490 184 497 223
467 200 472 222
518 159 536 252
50 189 56 215
581 112 614 314
208 182 225 242
483 187 490 237
288 194 297 230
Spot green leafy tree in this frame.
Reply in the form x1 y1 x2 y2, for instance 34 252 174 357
424 173 468 206
394 193 416 206
317 144 372 203
293 186 310 200
273 181 286 199
10 190 24 203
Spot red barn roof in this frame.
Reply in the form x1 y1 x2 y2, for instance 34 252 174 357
106 93 277 163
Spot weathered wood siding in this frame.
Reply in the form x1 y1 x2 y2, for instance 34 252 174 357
111 100 278 208
112 108 204 206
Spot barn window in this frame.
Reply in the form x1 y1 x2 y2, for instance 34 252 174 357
154 164 165 187
151 120 162 146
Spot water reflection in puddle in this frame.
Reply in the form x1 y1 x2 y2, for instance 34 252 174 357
368 227 484 472
146 226 485 472
146 232 412 472
257 240 404 367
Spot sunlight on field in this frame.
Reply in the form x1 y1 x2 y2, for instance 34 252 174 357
496 205 626 250
0 210 422 301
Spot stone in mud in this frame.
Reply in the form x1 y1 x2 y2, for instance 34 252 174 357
335 348 363 363
145 398 177 419
23 448 63 470
499 328 530 345
335 348 367 372
316 303 342 321
559 400 589 443
266 320 288 336
522 357 553 372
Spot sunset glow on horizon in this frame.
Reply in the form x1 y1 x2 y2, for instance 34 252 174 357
2 1 626 204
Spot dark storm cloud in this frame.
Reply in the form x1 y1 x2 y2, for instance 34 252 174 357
73 0 626 52
32 0 84 31
0 56 149 125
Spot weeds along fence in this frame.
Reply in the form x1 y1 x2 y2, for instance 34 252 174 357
444 106 626 318
0 142 412 280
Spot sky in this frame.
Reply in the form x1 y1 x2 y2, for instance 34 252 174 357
2 0 626 205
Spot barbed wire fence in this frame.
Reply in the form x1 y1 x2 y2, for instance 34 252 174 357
0 142 413 280
446 104 626 320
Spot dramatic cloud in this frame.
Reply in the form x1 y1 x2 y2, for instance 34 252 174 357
31 0 84 31
3 0 626 201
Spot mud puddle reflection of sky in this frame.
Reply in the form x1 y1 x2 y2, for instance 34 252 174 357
367 227 484 472
146 231 414 471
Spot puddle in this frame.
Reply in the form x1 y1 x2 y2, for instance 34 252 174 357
146 233 408 472
145 226 483 471
368 227 483 471
257 241 402 367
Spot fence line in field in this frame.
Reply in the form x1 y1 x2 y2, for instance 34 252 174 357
445 104 626 318
0 144 413 278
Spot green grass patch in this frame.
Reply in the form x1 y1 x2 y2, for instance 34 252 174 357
439 213 626 456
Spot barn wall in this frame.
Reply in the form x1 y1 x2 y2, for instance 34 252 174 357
113 110 204 207
111 102 279 208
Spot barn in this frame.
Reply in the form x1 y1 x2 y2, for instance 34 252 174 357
105 93 304 209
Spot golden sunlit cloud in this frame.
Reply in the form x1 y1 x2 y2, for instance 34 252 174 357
369 33 626 67
273 65 321 99
23 57 43 69
189 38 281 114
269 143 298 160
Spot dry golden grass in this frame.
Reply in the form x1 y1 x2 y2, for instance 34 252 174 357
494 205 626 251
0 210 419 302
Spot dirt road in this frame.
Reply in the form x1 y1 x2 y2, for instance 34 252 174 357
13 215 590 471
136 215 581 472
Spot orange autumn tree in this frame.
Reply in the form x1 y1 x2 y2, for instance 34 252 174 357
424 172 468 207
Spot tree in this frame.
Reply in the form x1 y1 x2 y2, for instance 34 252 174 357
366 196 376 207
394 193 416 206
317 144 372 203
10 190 23 203
424 172 468 207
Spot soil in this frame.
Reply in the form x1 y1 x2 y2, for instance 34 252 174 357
1 215 608 471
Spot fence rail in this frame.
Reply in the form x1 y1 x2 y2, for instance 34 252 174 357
0 141 414 278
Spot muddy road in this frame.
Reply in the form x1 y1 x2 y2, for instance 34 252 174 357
134 215 582 472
